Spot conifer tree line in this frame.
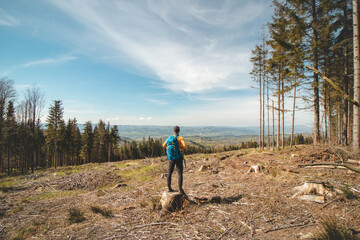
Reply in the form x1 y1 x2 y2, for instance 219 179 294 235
0 78 168 174
0 77 216 175
251 0 360 151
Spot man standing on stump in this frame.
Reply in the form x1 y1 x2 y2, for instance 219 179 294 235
163 126 186 194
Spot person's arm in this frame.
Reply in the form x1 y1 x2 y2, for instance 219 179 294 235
163 140 167 148
178 136 186 150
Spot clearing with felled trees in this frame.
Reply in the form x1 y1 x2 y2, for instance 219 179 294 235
1 145 359 239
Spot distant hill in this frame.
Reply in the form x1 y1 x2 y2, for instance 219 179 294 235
77 124 312 140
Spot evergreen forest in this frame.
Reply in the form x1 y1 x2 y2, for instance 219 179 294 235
250 0 360 151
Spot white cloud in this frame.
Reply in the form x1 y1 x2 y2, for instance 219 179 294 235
47 0 271 93
22 56 77 67
139 116 153 122
0 8 20 26
147 98 168 106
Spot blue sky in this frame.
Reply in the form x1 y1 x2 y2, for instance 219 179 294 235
0 0 313 127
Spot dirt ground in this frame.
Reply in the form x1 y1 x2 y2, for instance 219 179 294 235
0 145 359 240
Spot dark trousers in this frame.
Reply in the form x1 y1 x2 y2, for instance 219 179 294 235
167 155 183 190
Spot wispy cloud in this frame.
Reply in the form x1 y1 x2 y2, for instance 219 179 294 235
22 56 77 67
147 98 168 106
47 0 271 93
0 8 20 26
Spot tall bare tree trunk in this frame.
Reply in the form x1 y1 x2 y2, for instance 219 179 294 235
262 29 267 150
337 102 342 144
324 82 328 144
7 148 11 175
353 0 360 151
345 47 349 145
272 100 275 150
329 97 333 145
290 79 297 148
263 67 265 150
267 76 270 148
312 0 321 145
277 69 281 150
54 137 57 169
281 76 285 149
259 74 262 150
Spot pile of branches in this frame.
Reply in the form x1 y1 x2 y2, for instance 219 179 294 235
55 171 122 191
297 147 342 164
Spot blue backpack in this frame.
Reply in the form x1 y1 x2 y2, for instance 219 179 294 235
166 136 180 160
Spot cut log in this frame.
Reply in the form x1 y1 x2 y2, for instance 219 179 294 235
347 159 360 165
298 195 325 204
298 163 360 174
160 191 187 212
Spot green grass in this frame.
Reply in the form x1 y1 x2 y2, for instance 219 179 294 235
114 163 133 168
20 190 84 203
53 171 67 177
341 185 358 200
0 180 16 192
117 164 161 182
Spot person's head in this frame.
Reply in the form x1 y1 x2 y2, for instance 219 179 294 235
173 126 180 134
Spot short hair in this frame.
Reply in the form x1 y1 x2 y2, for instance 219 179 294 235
173 126 180 134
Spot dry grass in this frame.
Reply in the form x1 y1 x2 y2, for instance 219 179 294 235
315 216 359 240
68 207 86 224
90 205 113 218
0 146 359 239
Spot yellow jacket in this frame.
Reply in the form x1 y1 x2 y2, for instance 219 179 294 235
163 135 186 151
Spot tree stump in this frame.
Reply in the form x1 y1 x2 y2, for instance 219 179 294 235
292 181 328 198
247 164 264 173
292 181 334 203
160 191 186 212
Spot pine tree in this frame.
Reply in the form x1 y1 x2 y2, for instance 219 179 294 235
93 120 107 162
109 125 120 161
268 0 292 149
46 100 64 168
81 121 93 163
4 101 17 174
286 3 307 148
